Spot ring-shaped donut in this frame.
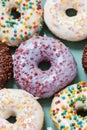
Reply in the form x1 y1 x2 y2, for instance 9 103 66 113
13 36 77 98
44 0 87 41
0 0 43 46
82 44 87 73
0 42 13 88
0 89 44 130
50 82 87 130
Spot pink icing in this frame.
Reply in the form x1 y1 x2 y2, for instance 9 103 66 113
13 36 77 98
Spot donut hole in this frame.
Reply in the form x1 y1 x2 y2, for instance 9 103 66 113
9 8 21 19
77 108 87 117
38 60 51 71
65 8 77 17
6 112 16 124
6 115 16 124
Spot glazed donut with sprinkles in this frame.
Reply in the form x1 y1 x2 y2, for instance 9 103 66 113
0 88 44 130
13 36 77 98
44 0 87 41
0 0 43 46
50 82 87 130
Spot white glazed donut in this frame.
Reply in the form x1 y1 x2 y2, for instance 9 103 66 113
50 82 87 130
0 88 44 130
13 36 77 98
0 0 43 46
44 0 87 41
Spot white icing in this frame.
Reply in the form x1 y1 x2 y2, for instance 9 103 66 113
0 88 44 130
44 0 87 41
0 0 43 46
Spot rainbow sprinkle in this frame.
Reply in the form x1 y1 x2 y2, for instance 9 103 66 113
0 0 43 46
50 82 87 130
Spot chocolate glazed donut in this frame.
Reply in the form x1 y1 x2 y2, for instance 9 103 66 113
82 44 87 73
0 43 13 88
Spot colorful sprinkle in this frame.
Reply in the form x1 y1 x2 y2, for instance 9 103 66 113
50 82 87 130
0 0 43 46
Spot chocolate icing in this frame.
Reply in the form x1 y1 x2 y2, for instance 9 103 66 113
82 44 87 73
0 43 13 88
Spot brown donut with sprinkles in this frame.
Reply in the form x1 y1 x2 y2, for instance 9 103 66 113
0 42 13 88
82 44 87 73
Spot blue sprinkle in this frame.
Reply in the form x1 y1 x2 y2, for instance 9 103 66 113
11 37 15 40
28 32 31 36
22 7 25 10
37 28 41 33
77 121 83 126
61 96 66 100
28 6 32 9
14 30 17 33
60 125 65 130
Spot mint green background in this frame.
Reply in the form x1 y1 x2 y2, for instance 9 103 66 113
6 0 87 129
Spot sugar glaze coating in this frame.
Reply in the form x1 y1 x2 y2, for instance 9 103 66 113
44 0 87 41
0 0 43 46
13 36 77 98
50 82 87 130
0 89 44 130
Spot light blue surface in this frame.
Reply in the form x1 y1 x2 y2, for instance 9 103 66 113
6 0 87 130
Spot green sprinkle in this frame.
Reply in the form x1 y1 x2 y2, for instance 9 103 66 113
58 119 61 123
69 99 74 107
53 111 56 116
77 84 82 92
84 106 87 110
6 21 16 27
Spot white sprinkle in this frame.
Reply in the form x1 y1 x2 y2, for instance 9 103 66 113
44 33 47 37
47 127 53 130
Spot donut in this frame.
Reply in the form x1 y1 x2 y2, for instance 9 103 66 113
0 88 44 130
82 44 87 73
50 82 87 130
13 36 77 98
0 42 13 89
0 0 43 46
44 0 87 41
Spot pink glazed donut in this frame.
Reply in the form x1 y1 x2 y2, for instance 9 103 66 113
13 36 77 98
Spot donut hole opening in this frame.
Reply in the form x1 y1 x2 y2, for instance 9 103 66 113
9 8 21 19
65 8 77 17
38 60 51 71
6 115 16 124
77 108 87 117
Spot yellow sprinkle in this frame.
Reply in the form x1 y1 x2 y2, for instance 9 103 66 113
5 35 9 39
83 126 87 130
61 105 67 110
16 8 19 12
25 25 28 28
2 39 6 43
0 23 3 27
6 30 9 33
30 12 33 16
33 21 37 25
5 8 9 13
23 21 26 25
25 17 30 21
17 37 21 40
54 121 59 129
75 124 79 128
20 29 23 32
64 127 69 130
